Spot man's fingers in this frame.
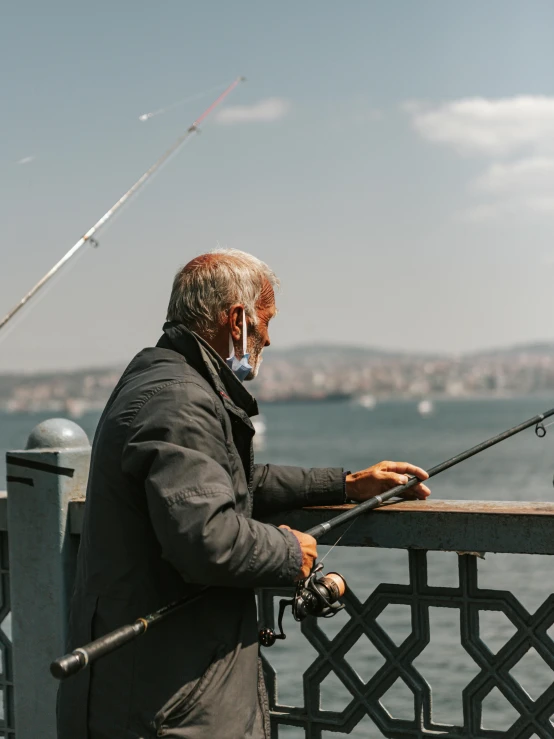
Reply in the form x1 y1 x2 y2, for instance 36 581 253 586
347 463 431 504
385 461 429 480
384 473 411 488
405 483 431 499
383 474 431 498
282 526 318 580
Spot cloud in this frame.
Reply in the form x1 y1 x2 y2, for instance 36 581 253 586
215 98 291 125
460 192 554 222
474 157 554 194
409 96 554 156
406 96 554 220
16 156 35 165
525 194 554 213
459 203 503 223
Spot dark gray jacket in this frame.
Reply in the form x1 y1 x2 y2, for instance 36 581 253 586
57 323 345 739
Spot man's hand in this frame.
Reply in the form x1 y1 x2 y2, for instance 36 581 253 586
346 461 431 502
279 525 317 580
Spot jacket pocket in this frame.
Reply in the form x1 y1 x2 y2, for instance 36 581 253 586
153 646 226 730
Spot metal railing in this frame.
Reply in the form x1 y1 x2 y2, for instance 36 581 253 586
4 419 554 738
257 502 554 738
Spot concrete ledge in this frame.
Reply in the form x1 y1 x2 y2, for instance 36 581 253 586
68 498 554 555
266 500 554 555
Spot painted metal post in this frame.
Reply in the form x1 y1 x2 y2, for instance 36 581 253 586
6 419 90 739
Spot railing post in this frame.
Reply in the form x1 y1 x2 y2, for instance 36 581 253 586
6 418 90 739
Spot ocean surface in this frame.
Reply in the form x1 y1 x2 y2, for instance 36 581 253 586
2 397 554 737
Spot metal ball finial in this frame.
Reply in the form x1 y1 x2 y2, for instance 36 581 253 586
26 418 90 450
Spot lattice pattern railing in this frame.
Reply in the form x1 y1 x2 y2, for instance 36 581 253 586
259 550 554 738
0 532 14 738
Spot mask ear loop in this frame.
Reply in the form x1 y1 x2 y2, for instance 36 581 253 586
242 308 248 357
228 333 235 360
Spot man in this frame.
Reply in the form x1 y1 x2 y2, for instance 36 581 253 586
58 249 430 739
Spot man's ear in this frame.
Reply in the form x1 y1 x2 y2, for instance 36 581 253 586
228 304 244 341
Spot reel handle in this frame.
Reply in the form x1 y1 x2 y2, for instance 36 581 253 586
258 627 285 648
258 597 292 647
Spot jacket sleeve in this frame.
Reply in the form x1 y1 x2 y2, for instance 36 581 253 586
121 381 302 588
251 463 346 517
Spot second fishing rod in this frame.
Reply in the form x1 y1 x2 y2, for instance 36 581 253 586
306 406 554 539
51 406 554 678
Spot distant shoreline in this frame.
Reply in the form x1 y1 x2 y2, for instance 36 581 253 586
2 392 553 419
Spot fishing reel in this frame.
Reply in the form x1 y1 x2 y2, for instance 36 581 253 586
259 563 347 647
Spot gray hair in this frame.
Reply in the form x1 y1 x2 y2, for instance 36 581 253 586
166 248 279 338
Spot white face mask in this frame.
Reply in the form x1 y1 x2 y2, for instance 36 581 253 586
225 309 253 382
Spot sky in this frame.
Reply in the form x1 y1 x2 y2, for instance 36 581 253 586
2 1 554 371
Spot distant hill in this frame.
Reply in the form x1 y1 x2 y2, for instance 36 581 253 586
464 342 554 358
1 340 554 380
266 344 434 362
272 340 554 363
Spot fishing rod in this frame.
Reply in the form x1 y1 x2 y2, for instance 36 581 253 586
0 77 245 333
50 406 554 680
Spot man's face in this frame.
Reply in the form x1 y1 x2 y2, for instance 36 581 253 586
245 281 276 380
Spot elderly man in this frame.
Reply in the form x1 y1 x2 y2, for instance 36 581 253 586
57 249 429 739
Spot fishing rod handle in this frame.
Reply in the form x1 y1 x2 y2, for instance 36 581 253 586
50 620 146 680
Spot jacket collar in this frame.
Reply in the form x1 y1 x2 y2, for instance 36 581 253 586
158 322 259 418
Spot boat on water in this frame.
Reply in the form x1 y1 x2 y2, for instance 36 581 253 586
417 399 434 416
356 393 377 409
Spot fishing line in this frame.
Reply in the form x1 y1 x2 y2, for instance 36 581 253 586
138 82 229 121
318 517 359 565
318 482 426 565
